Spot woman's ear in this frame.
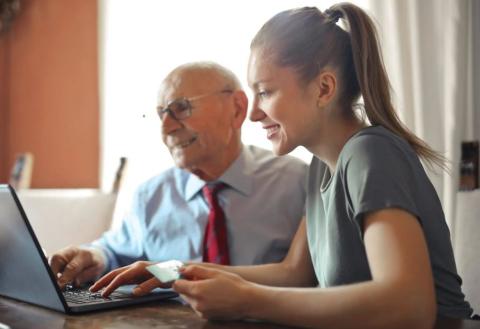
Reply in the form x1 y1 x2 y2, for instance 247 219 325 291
315 69 337 107
231 90 248 129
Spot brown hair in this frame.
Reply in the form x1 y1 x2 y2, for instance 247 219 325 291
251 2 445 170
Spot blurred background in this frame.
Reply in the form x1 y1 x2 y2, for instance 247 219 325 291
1 0 479 233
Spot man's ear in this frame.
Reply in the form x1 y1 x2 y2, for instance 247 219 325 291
231 90 248 129
315 70 337 107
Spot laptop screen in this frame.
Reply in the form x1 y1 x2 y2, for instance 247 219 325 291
0 185 178 314
0 185 66 312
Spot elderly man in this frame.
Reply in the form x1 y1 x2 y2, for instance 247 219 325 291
50 62 307 289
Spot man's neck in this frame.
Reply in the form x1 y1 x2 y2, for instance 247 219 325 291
190 144 243 182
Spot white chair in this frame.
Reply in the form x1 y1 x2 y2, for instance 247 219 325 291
453 190 480 314
17 189 116 256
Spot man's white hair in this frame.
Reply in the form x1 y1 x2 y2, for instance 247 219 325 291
165 61 242 91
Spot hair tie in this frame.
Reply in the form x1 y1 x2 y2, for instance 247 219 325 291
325 8 343 24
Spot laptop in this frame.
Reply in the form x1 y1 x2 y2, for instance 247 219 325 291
0 184 178 314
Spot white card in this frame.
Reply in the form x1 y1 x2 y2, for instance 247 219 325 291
146 260 184 283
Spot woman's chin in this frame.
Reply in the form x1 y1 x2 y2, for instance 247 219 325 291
271 143 295 156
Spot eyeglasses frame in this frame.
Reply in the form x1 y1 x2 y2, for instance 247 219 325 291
157 89 233 121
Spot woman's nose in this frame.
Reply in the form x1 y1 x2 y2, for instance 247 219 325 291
249 99 266 122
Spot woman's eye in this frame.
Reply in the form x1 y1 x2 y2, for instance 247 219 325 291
258 90 270 98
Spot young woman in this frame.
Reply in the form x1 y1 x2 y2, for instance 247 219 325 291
91 3 473 328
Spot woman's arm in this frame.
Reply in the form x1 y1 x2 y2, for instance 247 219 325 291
174 208 437 329
205 218 317 287
91 218 315 296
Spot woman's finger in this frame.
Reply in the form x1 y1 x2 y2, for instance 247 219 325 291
133 277 166 296
172 279 192 295
89 267 126 292
180 264 220 280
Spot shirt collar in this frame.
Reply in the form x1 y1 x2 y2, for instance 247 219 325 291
184 145 254 201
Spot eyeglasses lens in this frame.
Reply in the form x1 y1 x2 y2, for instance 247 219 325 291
170 99 191 120
159 99 192 121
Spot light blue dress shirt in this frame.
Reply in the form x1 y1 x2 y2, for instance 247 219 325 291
92 145 307 271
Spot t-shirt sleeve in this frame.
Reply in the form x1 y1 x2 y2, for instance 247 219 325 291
341 134 421 231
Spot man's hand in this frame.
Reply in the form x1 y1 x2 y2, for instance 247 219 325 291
89 261 170 298
49 246 106 289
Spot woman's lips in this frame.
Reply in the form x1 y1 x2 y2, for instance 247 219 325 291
263 124 280 139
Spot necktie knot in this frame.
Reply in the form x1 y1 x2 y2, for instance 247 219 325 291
202 182 227 207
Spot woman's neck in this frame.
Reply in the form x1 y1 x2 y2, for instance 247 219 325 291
308 116 367 173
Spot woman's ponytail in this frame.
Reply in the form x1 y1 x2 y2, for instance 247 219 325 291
330 3 446 170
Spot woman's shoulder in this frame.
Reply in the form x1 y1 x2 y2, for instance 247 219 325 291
341 125 415 162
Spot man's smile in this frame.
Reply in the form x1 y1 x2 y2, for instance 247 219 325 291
170 135 198 149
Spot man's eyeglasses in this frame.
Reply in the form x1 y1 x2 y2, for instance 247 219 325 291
157 89 233 121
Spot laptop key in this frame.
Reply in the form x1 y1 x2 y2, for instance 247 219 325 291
63 287 134 304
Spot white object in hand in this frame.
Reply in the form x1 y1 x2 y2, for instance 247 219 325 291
146 260 183 283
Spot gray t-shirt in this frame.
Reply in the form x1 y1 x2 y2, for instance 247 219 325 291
306 125 472 318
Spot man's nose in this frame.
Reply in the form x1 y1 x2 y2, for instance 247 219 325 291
161 112 183 135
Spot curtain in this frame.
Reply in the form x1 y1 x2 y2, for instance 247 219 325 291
367 0 477 241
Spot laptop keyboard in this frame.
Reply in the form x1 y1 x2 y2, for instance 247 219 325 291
63 286 131 304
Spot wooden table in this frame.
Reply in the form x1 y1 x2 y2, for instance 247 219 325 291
0 296 479 329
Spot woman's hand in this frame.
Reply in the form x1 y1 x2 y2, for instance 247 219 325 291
89 261 169 297
173 264 255 320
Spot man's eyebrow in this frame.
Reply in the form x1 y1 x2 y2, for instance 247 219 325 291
156 103 170 111
156 102 167 109
156 97 179 109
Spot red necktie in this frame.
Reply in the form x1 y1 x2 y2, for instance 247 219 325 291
202 183 230 265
